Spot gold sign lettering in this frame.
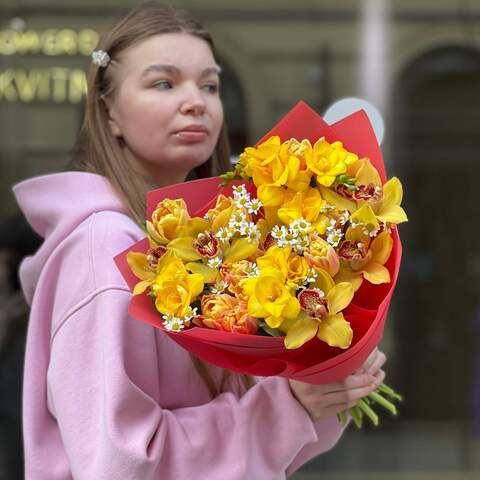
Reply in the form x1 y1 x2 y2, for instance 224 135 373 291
0 68 87 103
0 29 99 56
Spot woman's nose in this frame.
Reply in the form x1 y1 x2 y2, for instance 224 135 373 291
180 85 206 116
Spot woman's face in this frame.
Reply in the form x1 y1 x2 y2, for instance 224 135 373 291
106 33 224 184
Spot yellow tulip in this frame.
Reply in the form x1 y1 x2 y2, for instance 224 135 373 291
146 198 190 245
303 234 340 276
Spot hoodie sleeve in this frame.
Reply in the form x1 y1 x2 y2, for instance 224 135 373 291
47 287 345 480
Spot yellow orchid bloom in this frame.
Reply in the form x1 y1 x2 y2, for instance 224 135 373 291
242 270 300 329
284 271 353 349
127 251 156 295
336 230 393 289
375 177 408 225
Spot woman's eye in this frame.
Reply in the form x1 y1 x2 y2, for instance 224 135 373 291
153 80 173 90
202 83 219 94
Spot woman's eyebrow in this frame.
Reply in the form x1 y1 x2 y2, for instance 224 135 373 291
141 64 222 78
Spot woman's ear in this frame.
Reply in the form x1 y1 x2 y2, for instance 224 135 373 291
101 95 122 138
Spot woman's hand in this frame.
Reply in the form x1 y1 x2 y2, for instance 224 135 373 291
288 348 387 422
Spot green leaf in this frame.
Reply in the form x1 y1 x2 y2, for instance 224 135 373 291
259 321 283 337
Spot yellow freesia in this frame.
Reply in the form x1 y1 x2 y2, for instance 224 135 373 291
242 270 300 329
284 272 353 349
305 138 358 187
240 136 314 206
277 188 325 226
142 250 204 319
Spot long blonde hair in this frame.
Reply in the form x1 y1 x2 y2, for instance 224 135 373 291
71 1 254 397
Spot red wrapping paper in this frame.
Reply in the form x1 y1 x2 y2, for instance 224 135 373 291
114 101 402 384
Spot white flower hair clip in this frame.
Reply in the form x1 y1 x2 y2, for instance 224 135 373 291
91 50 111 68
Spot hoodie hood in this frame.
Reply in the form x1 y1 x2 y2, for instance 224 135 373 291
13 172 129 305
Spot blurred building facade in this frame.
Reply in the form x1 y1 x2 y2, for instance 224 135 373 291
1 0 480 478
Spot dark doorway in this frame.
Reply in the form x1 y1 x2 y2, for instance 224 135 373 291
390 46 480 422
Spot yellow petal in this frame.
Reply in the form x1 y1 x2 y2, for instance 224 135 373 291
371 231 393 265
350 204 379 233
223 237 258 263
284 317 318 349
282 295 301 319
184 218 211 237
334 267 363 292
383 177 403 205
265 315 284 329
167 237 201 262
311 268 335 295
363 262 390 284
317 313 353 349
351 158 381 186
257 184 286 207
133 279 152 295
185 262 218 283
327 282 354 314
377 205 408 225
187 273 205 299
318 185 356 212
127 252 155 281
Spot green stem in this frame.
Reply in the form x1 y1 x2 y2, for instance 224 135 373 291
337 411 349 427
377 383 403 402
369 391 398 415
358 399 379 426
350 405 363 429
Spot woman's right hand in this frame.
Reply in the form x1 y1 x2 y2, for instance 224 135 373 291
288 348 386 422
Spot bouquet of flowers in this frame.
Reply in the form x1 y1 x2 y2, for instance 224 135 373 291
115 101 406 427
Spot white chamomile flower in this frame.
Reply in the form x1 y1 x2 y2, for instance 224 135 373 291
294 235 310 253
162 315 185 332
207 256 223 269
232 184 248 198
290 218 313 235
215 227 233 243
245 262 260 277
235 196 250 209
304 268 318 284
229 210 248 230
326 226 343 247
246 197 262 215
210 280 228 294
240 222 261 243
271 225 286 240
338 210 350 225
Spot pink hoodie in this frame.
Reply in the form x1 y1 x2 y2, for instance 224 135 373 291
13 171 345 480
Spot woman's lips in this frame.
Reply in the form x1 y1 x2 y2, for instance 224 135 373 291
174 125 208 142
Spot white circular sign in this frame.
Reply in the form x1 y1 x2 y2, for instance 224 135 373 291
323 97 385 145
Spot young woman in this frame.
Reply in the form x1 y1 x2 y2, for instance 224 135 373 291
14 2 386 478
